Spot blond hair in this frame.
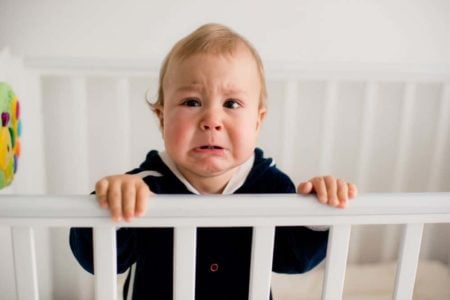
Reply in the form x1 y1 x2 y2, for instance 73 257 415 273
150 23 267 111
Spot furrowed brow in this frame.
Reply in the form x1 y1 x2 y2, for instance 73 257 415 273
175 84 202 93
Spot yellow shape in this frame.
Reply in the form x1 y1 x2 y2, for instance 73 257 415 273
0 127 13 171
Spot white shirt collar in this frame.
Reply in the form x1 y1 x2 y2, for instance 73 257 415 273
159 151 255 195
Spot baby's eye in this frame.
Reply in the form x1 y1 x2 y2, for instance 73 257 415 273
223 99 241 109
182 98 201 107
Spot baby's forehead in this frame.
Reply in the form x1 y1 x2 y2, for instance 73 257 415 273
175 39 251 60
161 43 266 107
174 81 255 95
177 50 255 68
167 48 256 74
178 41 257 63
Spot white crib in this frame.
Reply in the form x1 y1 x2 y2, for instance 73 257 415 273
1 193 449 300
0 48 449 299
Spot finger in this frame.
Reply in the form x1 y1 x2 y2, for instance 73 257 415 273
121 182 136 222
297 181 313 194
135 184 151 217
312 177 327 204
348 183 358 199
324 176 338 207
95 178 109 208
107 180 123 222
337 179 348 208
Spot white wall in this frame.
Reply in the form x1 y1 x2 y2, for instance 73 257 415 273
1 0 450 67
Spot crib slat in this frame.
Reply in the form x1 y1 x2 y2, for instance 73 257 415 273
356 81 377 189
11 227 39 300
280 80 299 169
248 226 275 300
393 83 416 191
428 83 449 191
93 227 117 300
174 227 197 300
319 81 338 174
69 77 90 193
393 223 424 300
116 78 132 169
322 224 351 300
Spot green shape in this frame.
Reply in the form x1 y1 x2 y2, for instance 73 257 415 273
0 170 6 189
0 82 14 113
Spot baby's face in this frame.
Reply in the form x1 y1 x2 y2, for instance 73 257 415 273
159 46 266 185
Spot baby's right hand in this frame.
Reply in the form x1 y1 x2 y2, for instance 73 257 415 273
95 175 152 222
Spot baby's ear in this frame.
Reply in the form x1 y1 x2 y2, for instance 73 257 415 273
153 105 164 130
256 107 266 130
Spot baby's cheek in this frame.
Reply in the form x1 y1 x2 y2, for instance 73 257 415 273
234 122 259 150
164 121 189 146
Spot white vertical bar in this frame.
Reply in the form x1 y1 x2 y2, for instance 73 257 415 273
393 223 424 300
322 225 351 300
11 227 39 300
173 227 197 300
280 80 299 171
428 83 449 191
43 77 89 193
393 83 415 192
17 71 47 193
71 77 89 192
319 81 338 174
356 81 377 190
248 226 276 300
116 78 132 169
94 226 117 300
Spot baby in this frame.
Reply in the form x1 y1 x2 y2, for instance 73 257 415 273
70 23 357 300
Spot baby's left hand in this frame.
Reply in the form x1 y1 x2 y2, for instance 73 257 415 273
297 176 357 208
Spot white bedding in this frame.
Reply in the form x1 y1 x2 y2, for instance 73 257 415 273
272 260 450 300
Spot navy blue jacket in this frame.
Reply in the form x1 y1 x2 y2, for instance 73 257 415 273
70 148 328 299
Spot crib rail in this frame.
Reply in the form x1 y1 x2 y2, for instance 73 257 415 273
1 193 450 300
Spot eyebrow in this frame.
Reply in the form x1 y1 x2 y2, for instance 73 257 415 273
171 83 204 95
224 89 248 98
175 84 248 97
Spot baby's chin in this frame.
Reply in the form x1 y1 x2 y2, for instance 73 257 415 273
191 162 240 178
178 159 239 179
174 149 251 176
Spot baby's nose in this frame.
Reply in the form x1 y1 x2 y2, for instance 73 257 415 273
200 111 222 131
200 121 222 131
